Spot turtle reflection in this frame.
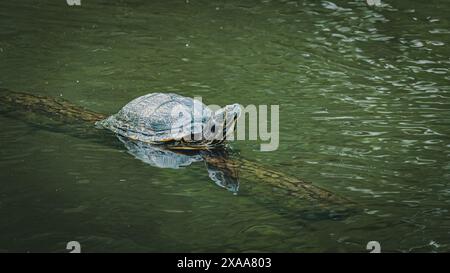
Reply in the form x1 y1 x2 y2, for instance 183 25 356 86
117 136 239 194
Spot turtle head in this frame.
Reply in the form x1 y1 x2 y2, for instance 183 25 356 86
210 104 241 141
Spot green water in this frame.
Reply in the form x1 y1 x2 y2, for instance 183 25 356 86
0 0 449 252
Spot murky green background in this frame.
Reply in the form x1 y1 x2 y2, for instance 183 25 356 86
0 0 449 252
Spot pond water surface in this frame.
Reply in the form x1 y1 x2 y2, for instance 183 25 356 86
0 0 449 252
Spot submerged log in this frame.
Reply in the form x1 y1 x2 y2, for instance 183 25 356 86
0 88 352 207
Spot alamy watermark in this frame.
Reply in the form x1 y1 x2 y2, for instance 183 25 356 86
66 0 81 6
166 96 280 151
66 241 81 253
366 241 381 253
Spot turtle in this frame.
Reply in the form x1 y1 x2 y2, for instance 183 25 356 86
95 93 242 149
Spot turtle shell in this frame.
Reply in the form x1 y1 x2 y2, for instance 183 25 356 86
96 93 213 143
